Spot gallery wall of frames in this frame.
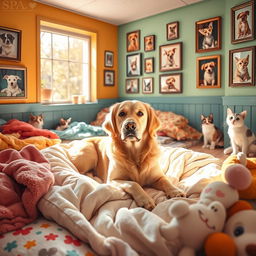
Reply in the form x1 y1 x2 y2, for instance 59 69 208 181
122 0 255 96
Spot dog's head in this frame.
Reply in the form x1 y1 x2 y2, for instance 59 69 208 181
164 48 176 61
103 100 160 142
166 77 176 85
169 24 177 35
237 11 250 22
199 22 213 36
235 55 249 71
0 33 15 46
201 61 215 74
130 58 137 71
3 75 21 88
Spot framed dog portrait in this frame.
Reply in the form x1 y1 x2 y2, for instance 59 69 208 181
195 16 221 53
125 78 139 94
126 53 142 77
142 77 154 94
0 26 21 61
231 1 255 44
229 46 255 87
196 55 221 89
159 42 182 72
159 73 182 94
144 35 155 52
104 70 115 86
104 51 114 67
144 57 154 74
126 30 140 52
166 21 179 40
0 65 27 99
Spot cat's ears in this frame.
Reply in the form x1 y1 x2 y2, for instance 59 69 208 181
227 108 233 115
227 108 247 119
200 114 205 120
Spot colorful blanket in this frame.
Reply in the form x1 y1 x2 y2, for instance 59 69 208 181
39 141 223 256
0 119 59 139
51 121 107 140
0 133 61 150
0 145 54 234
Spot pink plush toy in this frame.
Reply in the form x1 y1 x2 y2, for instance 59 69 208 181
199 154 252 209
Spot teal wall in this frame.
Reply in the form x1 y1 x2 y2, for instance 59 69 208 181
118 0 256 97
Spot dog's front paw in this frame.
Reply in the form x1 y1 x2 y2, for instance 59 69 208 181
135 195 155 210
165 188 186 198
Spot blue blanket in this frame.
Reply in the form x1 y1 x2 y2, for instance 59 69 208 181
52 122 107 140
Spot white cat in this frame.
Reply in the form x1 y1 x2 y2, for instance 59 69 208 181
224 108 256 156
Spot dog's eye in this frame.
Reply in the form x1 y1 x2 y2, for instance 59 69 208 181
118 111 126 117
230 116 233 120
236 117 240 121
234 226 244 237
137 111 144 117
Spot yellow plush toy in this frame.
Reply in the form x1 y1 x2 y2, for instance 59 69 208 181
222 152 256 199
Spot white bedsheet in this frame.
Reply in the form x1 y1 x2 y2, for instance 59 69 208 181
39 142 222 256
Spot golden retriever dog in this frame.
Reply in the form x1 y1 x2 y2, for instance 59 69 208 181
69 100 184 210
237 11 251 38
128 33 139 52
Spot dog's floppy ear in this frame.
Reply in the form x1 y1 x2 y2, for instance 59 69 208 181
3 75 9 80
210 61 215 67
201 64 205 70
15 76 21 80
145 104 161 137
237 12 244 19
103 103 120 137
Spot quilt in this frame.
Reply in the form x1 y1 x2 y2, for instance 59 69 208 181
51 122 107 140
38 141 223 256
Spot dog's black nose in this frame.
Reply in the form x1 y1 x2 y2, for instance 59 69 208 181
125 121 136 131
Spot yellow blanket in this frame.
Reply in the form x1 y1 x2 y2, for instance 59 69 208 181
0 133 61 150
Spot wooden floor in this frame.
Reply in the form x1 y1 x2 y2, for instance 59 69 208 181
189 143 228 163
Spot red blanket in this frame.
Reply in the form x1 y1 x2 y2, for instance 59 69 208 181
0 119 59 139
0 145 54 234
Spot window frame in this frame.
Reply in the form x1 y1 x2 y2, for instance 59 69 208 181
39 23 92 104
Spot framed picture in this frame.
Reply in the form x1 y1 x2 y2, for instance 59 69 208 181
104 51 114 67
144 35 155 52
195 16 221 53
126 30 140 52
166 21 179 40
159 42 182 72
0 65 27 99
144 57 154 73
196 55 221 89
159 73 182 94
126 53 142 77
104 70 115 86
231 1 255 44
142 77 154 94
229 46 255 87
0 26 21 61
125 78 139 93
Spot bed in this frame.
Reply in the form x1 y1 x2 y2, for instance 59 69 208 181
0 140 223 256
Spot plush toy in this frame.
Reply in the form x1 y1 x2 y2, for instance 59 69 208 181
204 200 256 256
199 153 252 209
160 200 226 256
222 152 256 199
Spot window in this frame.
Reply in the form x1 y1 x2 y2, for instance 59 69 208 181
40 26 90 103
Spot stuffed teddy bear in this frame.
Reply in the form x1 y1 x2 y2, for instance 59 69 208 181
222 152 256 199
204 200 256 256
160 200 226 256
199 152 252 209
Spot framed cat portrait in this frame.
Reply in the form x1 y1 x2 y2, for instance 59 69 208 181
229 46 255 87
231 0 255 44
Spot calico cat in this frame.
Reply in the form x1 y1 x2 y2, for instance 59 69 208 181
56 117 71 131
28 113 44 129
201 113 224 149
234 55 251 82
225 108 256 156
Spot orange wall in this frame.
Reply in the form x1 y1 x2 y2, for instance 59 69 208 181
0 0 118 103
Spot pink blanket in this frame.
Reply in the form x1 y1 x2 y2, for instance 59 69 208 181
0 119 59 139
0 145 54 234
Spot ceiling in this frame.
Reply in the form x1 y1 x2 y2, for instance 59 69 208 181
34 0 203 25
